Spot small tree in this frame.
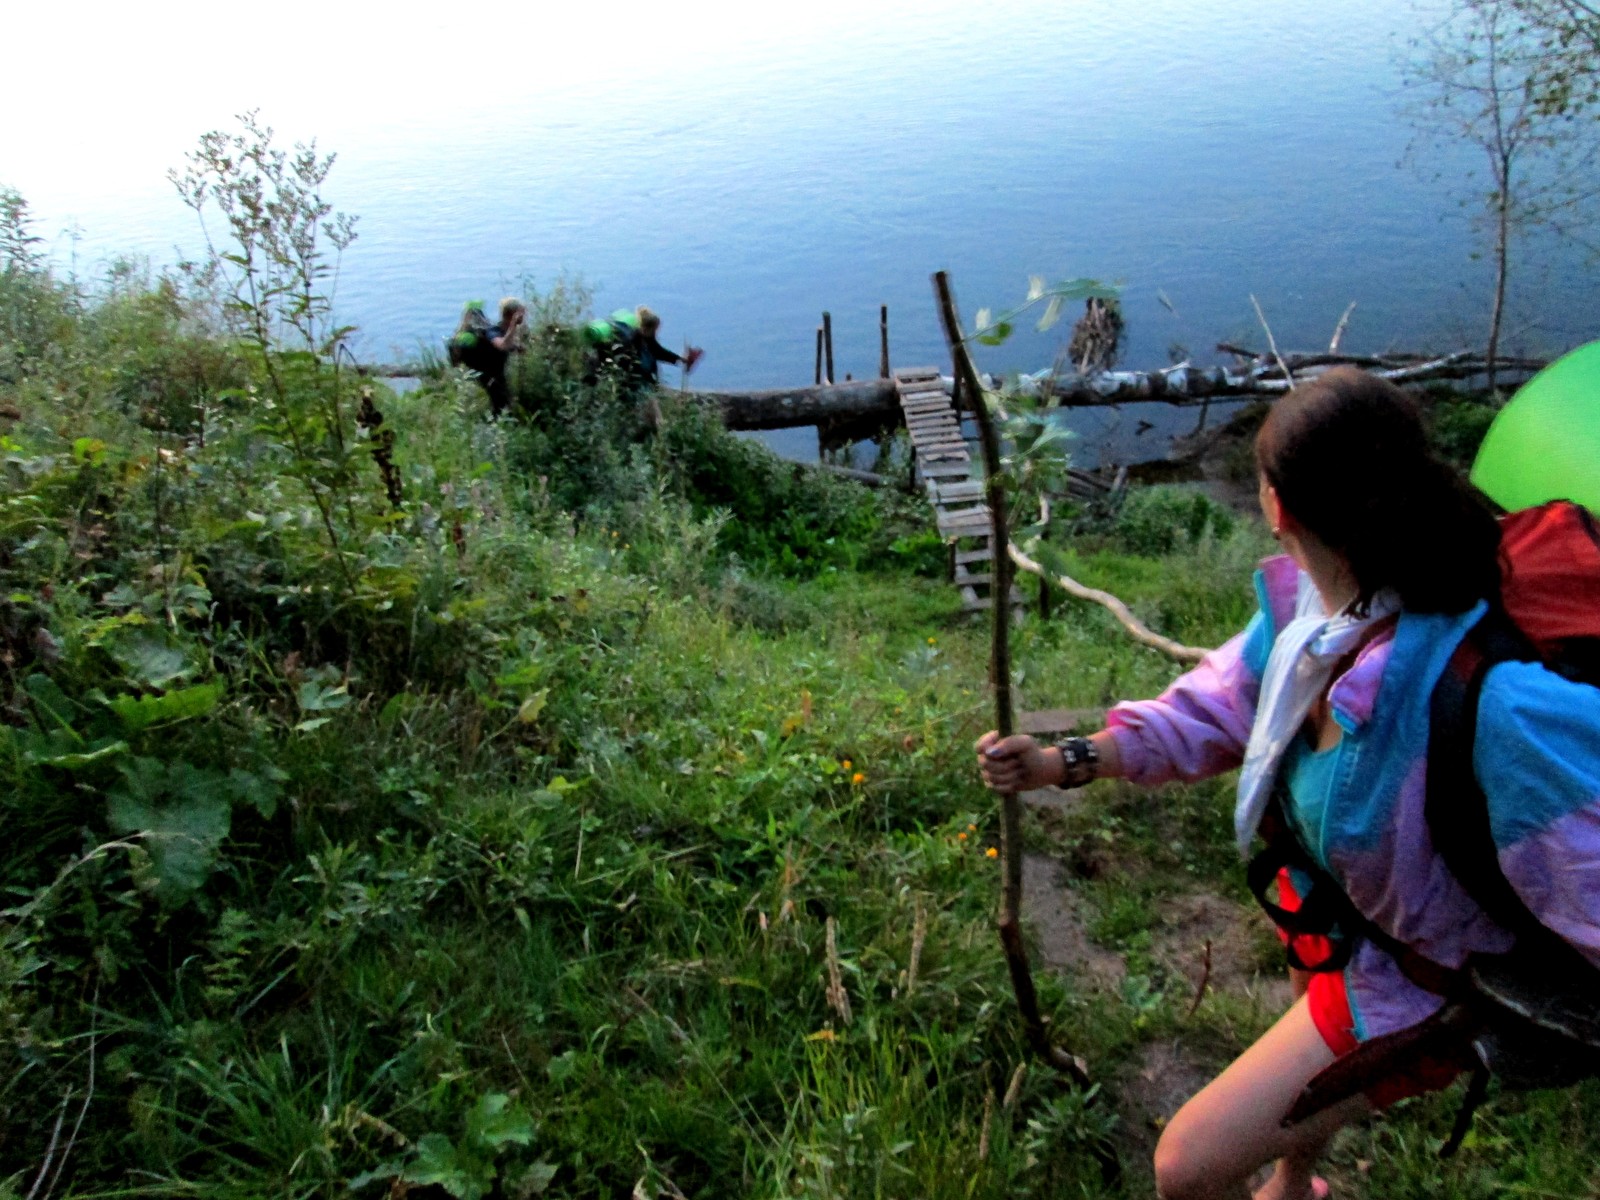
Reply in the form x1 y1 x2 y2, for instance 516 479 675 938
1405 0 1600 392
169 113 364 585
1507 0 1600 119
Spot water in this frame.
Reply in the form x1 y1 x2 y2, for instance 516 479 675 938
5 0 1595 463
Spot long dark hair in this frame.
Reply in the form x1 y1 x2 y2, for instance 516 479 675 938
1255 367 1501 614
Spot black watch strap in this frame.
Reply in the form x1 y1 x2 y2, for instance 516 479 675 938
1052 735 1100 787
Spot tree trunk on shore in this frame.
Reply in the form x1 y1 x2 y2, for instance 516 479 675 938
359 349 1547 432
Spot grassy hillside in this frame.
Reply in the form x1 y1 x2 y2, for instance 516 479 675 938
2 172 1595 1200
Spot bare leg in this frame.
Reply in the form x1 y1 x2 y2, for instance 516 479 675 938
1153 995 1368 1200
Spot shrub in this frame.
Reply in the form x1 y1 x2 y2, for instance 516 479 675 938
1110 484 1236 557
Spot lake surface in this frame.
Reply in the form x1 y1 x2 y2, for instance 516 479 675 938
5 0 1596 463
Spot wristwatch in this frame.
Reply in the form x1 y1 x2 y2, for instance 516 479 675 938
1052 735 1100 787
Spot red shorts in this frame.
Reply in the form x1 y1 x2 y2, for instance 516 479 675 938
1274 869 1461 1108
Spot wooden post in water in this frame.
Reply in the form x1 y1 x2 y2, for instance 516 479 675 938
879 305 890 378
815 327 824 386
822 311 835 385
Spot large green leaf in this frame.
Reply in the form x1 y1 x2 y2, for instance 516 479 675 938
107 757 232 904
465 1093 535 1151
109 632 195 689
108 682 224 732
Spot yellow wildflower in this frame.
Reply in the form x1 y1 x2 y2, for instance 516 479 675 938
851 772 866 785
985 847 999 859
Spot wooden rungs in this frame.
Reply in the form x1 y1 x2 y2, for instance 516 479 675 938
962 588 1028 612
954 547 993 565
920 462 973 478
895 367 941 382
938 517 992 536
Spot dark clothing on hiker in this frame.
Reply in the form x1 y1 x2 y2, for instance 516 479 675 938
475 323 513 416
636 334 683 383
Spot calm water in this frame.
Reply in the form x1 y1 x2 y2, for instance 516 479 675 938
5 0 1596 461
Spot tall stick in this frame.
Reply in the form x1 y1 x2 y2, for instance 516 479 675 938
1249 293 1294 385
814 327 824 386
931 269 1090 1087
822 311 835 385
879 305 890 378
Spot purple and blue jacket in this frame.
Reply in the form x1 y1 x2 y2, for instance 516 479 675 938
1104 555 1600 1041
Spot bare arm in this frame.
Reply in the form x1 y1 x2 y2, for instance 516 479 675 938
975 730 1124 792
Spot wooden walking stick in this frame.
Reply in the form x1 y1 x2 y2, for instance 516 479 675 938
932 270 1090 1086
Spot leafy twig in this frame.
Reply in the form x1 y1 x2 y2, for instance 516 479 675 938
932 269 1090 1088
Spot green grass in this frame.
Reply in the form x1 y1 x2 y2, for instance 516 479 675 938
2 221 1597 1200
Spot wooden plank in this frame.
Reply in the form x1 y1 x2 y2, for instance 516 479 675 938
906 418 960 432
901 402 952 416
905 408 957 422
900 387 949 402
919 461 973 477
934 482 986 502
955 547 993 565
938 517 992 535
1018 707 1103 736
953 572 994 586
894 367 941 382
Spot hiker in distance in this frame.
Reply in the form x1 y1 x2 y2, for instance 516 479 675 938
448 297 526 417
976 368 1600 1200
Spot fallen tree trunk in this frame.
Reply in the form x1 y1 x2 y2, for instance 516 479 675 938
694 380 898 429
359 348 1547 428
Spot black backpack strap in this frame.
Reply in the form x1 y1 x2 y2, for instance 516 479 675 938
1426 609 1548 942
1250 793 1464 992
1247 800 1359 973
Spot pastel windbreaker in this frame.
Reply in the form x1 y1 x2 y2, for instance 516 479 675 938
1104 555 1600 1042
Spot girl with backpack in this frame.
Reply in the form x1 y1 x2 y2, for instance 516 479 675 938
976 367 1600 1200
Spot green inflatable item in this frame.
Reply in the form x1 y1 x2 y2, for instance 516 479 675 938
1471 340 1600 515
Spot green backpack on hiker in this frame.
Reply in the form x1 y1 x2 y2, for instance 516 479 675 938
447 301 494 371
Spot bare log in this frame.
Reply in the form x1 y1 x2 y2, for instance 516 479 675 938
694 379 896 430
1009 543 1210 663
804 461 889 488
355 348 1549 429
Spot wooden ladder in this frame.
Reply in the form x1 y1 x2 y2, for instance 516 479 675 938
893 366 1022 613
